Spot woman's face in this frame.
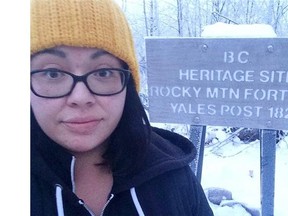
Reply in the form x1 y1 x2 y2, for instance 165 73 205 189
31 46 126 154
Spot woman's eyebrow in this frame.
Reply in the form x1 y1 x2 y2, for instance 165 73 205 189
90 50 110 59
31 48 66 60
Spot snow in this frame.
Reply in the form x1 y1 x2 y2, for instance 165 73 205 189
201 22 277 38
151 123 288 216
211 204 253 216
202 127 288 216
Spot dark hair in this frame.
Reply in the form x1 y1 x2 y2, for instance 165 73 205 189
31 73 151 176
103 76 151 176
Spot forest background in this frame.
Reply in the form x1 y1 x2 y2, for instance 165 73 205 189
115 0 288 98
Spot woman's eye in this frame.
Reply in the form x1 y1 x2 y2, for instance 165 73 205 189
44 70 64 79
97 70 112 77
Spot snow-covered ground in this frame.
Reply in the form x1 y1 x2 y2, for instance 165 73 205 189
152 123 288 216
201 126 288 216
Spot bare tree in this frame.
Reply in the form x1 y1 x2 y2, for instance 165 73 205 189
212 0 226 20
245 0 255 24
121 0 127 12
143 0 159 36
177 0 184 36
272 0 288 32
267 0 274 24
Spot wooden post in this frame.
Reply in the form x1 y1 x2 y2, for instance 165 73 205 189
189 125 206 182
260 129 276 216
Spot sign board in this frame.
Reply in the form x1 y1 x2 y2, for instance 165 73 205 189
146 38 288 130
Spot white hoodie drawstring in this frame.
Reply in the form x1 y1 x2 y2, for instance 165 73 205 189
55 184 65 216
70 156 76 193
130 187 145 216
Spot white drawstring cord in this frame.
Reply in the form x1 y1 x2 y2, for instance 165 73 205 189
70 156 76 193
55 184 65 216
130 187 145 216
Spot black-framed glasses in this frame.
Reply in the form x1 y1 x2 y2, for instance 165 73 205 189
31 68 131 98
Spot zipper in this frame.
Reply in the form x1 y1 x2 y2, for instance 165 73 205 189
100 194 114 216
70 157 114 216
71 156 96 216
78 199 96 216
78 194 114 216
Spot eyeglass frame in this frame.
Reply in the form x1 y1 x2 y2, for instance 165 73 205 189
30 68 131 98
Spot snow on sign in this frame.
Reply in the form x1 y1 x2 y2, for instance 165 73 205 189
145 38 288 130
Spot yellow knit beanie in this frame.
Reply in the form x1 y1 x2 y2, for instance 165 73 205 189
31 0 140 91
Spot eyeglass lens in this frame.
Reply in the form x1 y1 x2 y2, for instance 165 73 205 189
31 69 128 98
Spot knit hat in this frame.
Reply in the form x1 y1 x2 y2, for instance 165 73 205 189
31 0 140 91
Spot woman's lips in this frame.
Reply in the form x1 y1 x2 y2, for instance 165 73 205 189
62 118 101 134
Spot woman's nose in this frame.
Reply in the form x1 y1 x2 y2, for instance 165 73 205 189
66 82 96 107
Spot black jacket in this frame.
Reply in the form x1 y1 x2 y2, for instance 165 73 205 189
31 127 214 216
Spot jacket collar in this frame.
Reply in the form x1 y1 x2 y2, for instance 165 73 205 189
112 127 196 193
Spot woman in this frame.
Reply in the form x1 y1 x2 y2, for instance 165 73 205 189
31 0 214 215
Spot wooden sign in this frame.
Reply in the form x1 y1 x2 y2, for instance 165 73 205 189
145 38 288 130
